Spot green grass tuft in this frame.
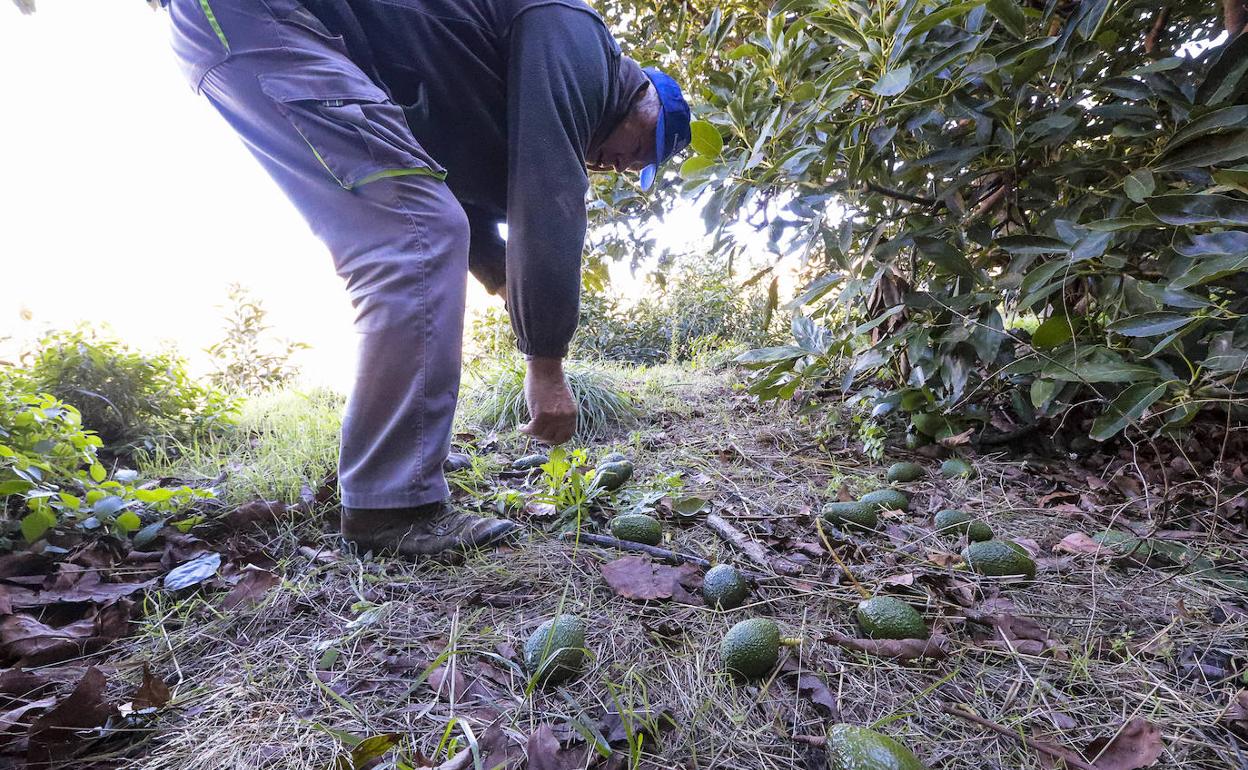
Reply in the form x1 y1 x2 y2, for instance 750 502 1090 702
464 358 638 441
135 386 343 506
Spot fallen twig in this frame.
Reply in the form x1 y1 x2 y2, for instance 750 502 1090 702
559 531 711 568
939 703 1097 770
706 513 803 576
824 631 950 661
815 518 870 599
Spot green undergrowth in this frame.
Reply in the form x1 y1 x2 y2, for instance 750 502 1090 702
136 387 344 506
463 357 641 441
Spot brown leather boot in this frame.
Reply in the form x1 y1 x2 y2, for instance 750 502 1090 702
341 501 520 557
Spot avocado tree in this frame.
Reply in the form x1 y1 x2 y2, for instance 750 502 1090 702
602 0 1248 443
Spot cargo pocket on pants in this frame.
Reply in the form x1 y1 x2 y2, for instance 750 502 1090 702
257 72 447 190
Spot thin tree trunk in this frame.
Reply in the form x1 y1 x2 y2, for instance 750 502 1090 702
1226 0 1248 37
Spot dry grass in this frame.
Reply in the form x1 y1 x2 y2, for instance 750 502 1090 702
103 372 1246 769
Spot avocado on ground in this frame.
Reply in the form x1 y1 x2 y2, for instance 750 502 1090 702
827 724 929 770
962 539 1036 581
593 460 634 491
822 501 879 532
856 596 929 640
523 614 587 686
940 458 974 479
859 488 909 512
703 564 750 610
512 453 549 471
610 513 662 546
933 509 992 542
720 617 781 680
885 462 925 483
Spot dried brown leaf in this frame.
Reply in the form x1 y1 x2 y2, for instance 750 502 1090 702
1055 533 1110 556
427 664 467 703
779 656 839 718
220 568 280 610
970 600 1066 660
599 556 700 603
132 665 171 711
938 427 975 447
476 720 525 770
4 570 152 610
1221 690 1248 733
27 667 115 765
824 631 949 660
1084 718 1163 770
526 723 589 770
0 695 55 739
223 500 287 531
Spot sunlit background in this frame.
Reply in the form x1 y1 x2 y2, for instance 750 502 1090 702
0 2 754 393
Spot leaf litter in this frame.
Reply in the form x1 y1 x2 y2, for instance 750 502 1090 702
1 378 1244 768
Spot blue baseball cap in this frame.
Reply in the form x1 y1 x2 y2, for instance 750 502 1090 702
639 67 691 191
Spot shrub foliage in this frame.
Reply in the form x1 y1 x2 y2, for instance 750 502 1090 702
607 0 1248 441
15 326 238 451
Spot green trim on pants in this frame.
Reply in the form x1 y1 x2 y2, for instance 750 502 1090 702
198 0 230 53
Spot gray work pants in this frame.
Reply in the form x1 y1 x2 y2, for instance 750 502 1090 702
168 0 468 507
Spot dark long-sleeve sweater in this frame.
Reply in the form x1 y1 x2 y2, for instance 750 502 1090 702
297 0 648 358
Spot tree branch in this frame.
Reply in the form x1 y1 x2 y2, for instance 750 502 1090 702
1226 0 1248 37
865 181 937 207
1145 7 1169 55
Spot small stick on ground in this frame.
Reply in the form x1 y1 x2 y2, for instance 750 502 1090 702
938 703 1097 770
559 531 713 568
815 518 870 600
559 532 775 583
705 513 803 576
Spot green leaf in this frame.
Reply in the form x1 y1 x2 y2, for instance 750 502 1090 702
1123 57 1183 76
350 733 402 768
1032 315 1074 349
1196 29 1248 106
1167 105 1248 150
1169 254 1248 289
133 520 165 548
904 1 988 41
680 155 715 178
116 511 141 533
93 495 125 518
1212 168 1248 192
872 65 912 97
1147 194 1248 226
172 515 204 533
1090 382 1167 440
789 82 819 102
985 0 1026 37
1123 169 1154 203
21 510 56 542
0 480 34 496
726 42 762 60
20 511 53 541
735 345 806 367
689 121 723 158
1107 312 1192 338
1030 378 1057 408
89 462 106 483
1038 349 1153 381
1154 130 1248 171
1174 231 1248 258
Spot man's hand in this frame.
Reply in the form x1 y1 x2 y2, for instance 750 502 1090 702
520 357 577 444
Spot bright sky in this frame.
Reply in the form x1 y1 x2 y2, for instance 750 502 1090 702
0 2 775 394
